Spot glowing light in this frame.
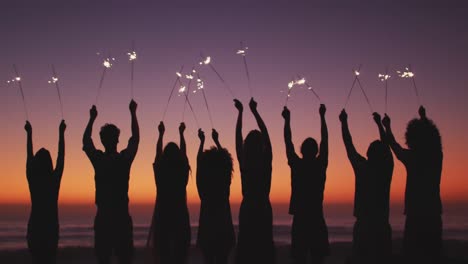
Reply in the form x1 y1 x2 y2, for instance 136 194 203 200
103 58 113 68
200 56 211 65
127 51 137 61
48 76 59 84
176 72 182 78
296 78 306 85
397 67 415 78
15 77 21 81
185 74 194 80
178 85 186 93
288 81 295 89
196 78 204 90
378 73 391 81
354 70 360 76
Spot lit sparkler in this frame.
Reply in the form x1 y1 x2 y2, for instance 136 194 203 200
397 65 420 104
237 41 252 97
95 55 115 105
199 53 234 98
12 65 29 120
162 65 184 121
50 64 64 119
379 68 391 113
128 41 137 99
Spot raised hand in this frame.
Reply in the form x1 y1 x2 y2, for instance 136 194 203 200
158 121 165 135
90 105 98 120
25 121 32 133
339 109 348 123
234 99 243 112
282 107 290 120
198 128 205 141
129 100 137 114
373 112 382 124
212 129 219 142
59 120 67 133
179 122 186 134
319 104 326 116
382 114 391 128
418 105 426 119
249 98 257 112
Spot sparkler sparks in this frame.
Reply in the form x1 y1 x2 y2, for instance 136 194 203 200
378 73 391 81
95 54 115 105
344 65 373 113
162 66 185 121
379 68 391 113
127 51 137 61
397 65 420 104
103 58 114 68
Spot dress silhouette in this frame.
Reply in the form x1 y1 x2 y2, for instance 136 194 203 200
196 128 235 264
234 98 275 264
149 122 191 264
340 110 394 264
25 120 66 264
383 106 443 264
82 101 139 264
282 104 330 264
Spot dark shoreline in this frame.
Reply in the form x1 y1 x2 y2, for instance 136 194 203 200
1 240 467 263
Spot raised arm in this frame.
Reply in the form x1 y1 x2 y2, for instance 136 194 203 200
234 99 244 166
382 114 409 162
339 109 362 162
282 107 297 161
250 98 272 161
25 121 33 162
54 120 66 179
155 122 165 163
198 129 205 161
126 100 140 158
179 122 186 156
82 105 97 154
212 129 222 149
319 104 328 160
373 113 386 143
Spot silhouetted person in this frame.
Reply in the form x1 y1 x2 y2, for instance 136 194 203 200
234 98 275 264
382 106 443 264
149 122 191 264
82 100 139 264
25 120 66 264
282 104 330 264
196 128 235 264
339 110 394 264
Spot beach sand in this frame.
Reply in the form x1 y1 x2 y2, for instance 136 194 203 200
1 240 467 263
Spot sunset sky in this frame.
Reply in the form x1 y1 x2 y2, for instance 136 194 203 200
1 1 468 207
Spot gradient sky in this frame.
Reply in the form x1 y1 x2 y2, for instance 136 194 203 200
1 1 468 207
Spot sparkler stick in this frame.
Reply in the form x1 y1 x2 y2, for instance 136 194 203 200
378 68 391 113
356 77 373 113
95 55 114 105
237 42 252 97
284 78 295 106
128 41 137 99
50 64 64 119
199 53 235 98
344 64 362 109
305 82 322 103
12 64 29 120
182 67 196 121
162 65 184 121
197 74 214 128
178 78 200 128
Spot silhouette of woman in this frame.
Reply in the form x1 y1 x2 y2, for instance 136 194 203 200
25 120 66 264
282 104 330 264
383 106 443 264
150 122 191 264
196 128 235 264
234 98 275 264
339 110 394 264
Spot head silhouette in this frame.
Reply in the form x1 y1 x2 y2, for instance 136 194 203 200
161 142 182 163
100 124 120 151
405 118 442 153
33 148 53 176
199 147 233 198
366 140 387 163
244 130 263 163
301 137 318 159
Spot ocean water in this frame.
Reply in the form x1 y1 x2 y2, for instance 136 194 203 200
1 203 467 250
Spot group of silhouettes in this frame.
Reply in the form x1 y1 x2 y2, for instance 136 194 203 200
24 97 443 264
